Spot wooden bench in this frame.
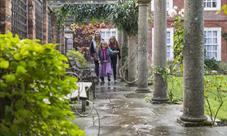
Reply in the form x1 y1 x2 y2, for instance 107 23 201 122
67 82 93 112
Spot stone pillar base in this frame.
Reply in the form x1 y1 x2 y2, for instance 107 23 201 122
135 87 150 93
177 117 212 127
152 97 169 104
127 82 137 87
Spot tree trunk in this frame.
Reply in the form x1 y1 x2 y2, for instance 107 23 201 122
152 0 168 103
127 35 138 85
180 0 207 123
136 1 150 93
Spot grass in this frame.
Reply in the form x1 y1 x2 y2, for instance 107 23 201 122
167 75 227 121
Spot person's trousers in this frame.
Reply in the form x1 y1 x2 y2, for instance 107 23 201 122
94 60 99 77
110 56 117 80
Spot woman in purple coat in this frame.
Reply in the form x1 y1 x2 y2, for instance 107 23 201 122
98 42 119 83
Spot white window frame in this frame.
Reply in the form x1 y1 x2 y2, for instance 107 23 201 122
152 28 174 61
151 0 173 11
99 28 118 43
204 27 222 61
204 0 221 11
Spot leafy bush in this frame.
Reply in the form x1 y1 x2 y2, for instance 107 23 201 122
67 50 88 68
204 76 227 123
109 0 138 35
219 62 227 74
0 33 85 136
204 58 220 71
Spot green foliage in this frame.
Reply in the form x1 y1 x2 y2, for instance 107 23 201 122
109 0 138 35
217 4 227 15
173 16 184 68
66 50 88 68
204 58 220 71
222 31 227 40
152 66 183 103
153 66 168 82
167 76 183 103
204 76 227 123
219 62 227 74
55 0 138 35
56 4 113 26
0 33 85 136
166 75 227 121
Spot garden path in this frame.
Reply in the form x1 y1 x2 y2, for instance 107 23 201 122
73 82 227 136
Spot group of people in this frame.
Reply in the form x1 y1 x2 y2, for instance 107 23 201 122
90 31 121 84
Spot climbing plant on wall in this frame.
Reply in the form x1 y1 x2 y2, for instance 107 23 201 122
70 22 112 48
54 0 138 35
109 0 138 35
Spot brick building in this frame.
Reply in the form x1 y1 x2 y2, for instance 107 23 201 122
0 0 63 47
148 0 227 64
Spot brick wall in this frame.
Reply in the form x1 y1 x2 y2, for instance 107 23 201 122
0 0 12 33
148 0 227 64
0 0 58 45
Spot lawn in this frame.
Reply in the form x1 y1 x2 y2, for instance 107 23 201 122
167 75 227 121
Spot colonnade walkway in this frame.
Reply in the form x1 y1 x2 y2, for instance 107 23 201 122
73 82 227 136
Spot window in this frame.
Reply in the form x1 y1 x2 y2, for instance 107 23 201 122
204 27 221 60
166 28 174 60
100 28 118 43
151 0 173 11
204 0 221 10
152 28 174 61
11 0 28 39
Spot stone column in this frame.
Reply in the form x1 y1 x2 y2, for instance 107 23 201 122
178 0 207 125
42 0 48 44
127 35 138 86
0 0 12 33
28 0 36 39
117 29 124 77
121 31 128 80
152 0 168 103
147 1 153 66
136 0 150 93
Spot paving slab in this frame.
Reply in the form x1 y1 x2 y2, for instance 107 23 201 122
73 82 227 136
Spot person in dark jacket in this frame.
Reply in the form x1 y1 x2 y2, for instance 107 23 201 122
90 31 101 78
109 36 121 82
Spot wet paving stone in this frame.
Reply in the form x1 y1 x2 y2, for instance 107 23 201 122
73 83 227 136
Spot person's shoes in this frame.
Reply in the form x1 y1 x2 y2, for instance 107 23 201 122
100 81 105 86
114 80 118 84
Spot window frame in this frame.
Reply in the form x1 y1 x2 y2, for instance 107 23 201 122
204 0 221 11
204 27 222 61
152 27 174 61
99 28 118 43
